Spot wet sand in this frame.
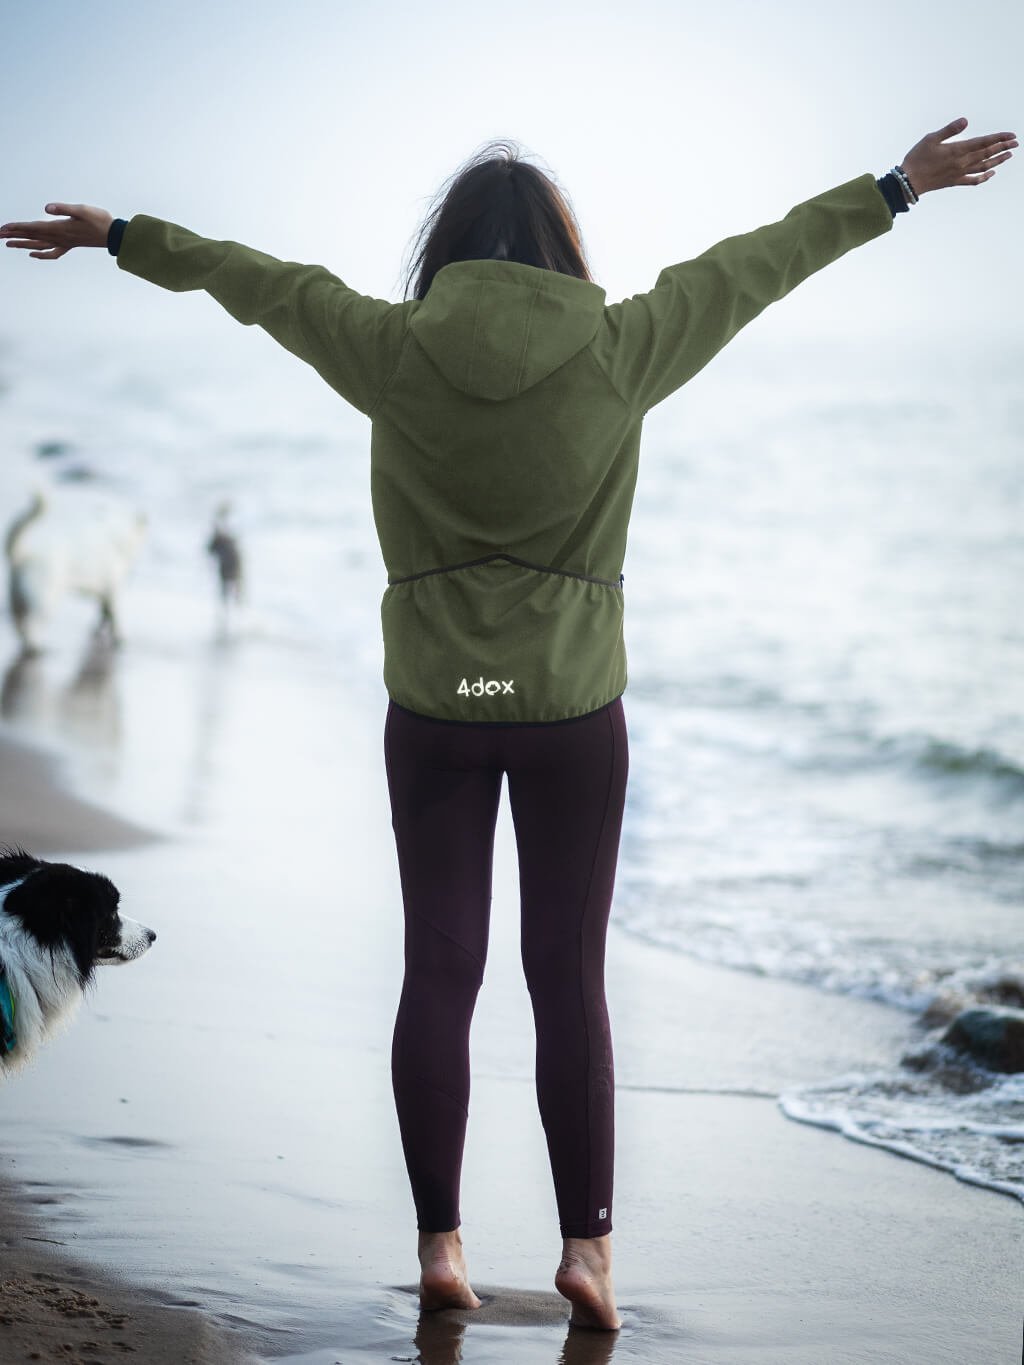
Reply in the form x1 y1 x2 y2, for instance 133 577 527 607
1 643 1022 1365
0 1178 253 1364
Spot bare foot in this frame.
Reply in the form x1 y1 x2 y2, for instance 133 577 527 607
417 1229 482 1311
555 1234 622 1329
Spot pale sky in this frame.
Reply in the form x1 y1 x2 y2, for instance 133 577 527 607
3 0 1022 355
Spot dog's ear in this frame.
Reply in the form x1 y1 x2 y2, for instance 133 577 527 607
0 847 43 893
5 865 112 986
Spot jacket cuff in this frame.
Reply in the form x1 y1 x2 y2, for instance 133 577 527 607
875 173 909 217
107 218 129 256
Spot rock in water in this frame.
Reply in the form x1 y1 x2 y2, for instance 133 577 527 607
941 1007 1024 1074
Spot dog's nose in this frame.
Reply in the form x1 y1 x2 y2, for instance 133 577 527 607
147 929 157 944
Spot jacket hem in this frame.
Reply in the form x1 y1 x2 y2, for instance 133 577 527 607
387 691 626 728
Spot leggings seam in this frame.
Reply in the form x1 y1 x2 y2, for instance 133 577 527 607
410 908 487 975
574 701 617 1236
396 1069 469 1118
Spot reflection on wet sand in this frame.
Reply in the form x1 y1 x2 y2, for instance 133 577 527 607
0 649 44 723
60 636 123 749
408 1290 622 1365
1 636 122 751
413 1311 468 1365
557 1322 621 1365
182 634 237 828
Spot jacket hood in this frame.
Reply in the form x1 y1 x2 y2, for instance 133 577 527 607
408 259 607 402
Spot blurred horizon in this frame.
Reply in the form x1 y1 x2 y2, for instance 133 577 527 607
3 0 1021 362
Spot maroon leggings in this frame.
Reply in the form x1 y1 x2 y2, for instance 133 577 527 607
383 696 628 1239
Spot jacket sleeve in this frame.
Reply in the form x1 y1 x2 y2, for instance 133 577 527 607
593 173 893 415
116 216 410 417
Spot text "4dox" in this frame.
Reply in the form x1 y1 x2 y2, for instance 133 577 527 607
457 677 515 697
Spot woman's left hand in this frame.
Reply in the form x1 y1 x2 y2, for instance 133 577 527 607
900 119 1017 195
0 203 113 259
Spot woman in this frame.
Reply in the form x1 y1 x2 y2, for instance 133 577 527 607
1 116 1014 1331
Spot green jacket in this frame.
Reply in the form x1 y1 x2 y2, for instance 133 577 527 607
117 173 892 722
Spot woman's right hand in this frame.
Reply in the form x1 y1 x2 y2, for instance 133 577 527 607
900 118 1017 196
0 203 113 260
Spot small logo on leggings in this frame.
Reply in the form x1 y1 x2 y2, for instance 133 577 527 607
457 676 515 697
598 1207 608 1219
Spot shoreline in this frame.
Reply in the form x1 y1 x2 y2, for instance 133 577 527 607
0 724 156 857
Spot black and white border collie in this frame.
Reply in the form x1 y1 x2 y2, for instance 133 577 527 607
0 849 155 1076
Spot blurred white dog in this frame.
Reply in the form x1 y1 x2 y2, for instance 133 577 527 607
5 490 147 654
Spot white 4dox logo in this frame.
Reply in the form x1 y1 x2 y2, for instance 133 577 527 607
457 676 515 697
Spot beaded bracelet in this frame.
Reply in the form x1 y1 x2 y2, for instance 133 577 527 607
891 165 919 206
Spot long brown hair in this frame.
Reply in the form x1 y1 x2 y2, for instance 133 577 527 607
401 139 593 301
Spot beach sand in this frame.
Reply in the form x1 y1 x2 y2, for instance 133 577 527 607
0 642 1021 1365
0 1182 252 1364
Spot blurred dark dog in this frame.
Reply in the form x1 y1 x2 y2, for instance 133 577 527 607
0 849 156 1076
207 502 244 607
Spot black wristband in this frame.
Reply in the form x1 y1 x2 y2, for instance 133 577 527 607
107 218 128 256
875 173 909 217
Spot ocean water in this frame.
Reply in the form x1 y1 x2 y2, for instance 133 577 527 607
0 325 1021 1210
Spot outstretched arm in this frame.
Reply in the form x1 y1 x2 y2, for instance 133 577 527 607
591 118 1017 414
0 206 410 417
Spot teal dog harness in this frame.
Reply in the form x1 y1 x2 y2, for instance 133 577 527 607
0 967 16 1056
